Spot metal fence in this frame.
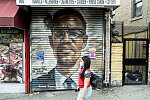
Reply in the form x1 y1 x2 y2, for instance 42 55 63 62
111 21 148 43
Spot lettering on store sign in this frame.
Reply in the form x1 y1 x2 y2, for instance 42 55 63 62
19 0 24 3
0 30 19 34
32 0 116 4
17 0 118 6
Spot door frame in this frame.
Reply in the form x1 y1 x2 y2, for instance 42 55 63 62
123 38 149 85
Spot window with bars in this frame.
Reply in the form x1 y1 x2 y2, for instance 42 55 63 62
133 0 142 17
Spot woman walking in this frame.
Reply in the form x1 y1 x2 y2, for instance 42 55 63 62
77 56 92 100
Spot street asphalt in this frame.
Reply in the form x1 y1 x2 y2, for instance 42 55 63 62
0 85 150 100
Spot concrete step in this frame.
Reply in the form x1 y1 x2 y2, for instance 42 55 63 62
0 83 25 93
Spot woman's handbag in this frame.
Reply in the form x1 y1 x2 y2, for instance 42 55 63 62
90 72 97 87
90 71 103 88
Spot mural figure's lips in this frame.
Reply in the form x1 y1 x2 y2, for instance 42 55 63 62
58 45 76 54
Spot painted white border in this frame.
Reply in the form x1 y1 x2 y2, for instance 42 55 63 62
22 31 25 83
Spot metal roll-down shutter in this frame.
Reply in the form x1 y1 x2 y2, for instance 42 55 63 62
30 8 104 91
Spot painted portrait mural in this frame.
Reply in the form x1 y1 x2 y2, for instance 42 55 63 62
31 8 104 91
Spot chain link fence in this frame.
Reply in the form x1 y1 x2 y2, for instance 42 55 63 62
111 21 148 43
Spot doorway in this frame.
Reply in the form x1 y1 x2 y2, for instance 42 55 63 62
123 38 149 85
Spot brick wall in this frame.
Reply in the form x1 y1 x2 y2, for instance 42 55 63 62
111 43 123 86
115 0 149 26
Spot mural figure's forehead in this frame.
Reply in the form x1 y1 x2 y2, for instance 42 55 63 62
54 15 85 28
55 14 83 21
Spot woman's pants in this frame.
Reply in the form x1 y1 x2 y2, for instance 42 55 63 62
77 86 92 100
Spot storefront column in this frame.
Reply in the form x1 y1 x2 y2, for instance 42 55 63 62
25 31 30 93
148 44 150 85
104 10 111 86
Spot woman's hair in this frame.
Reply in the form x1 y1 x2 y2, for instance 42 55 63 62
80 56 91 78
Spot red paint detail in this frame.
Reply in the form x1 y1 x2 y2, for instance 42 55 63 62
0 0 18 26
14 8 29 30
0 0 29 30
0 0 19 17
25 31 30 93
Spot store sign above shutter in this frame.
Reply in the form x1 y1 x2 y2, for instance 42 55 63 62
16 0 120 7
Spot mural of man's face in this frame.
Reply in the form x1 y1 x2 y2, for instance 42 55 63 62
49 14 88 71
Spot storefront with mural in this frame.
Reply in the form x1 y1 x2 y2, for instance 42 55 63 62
16 0 120 92
30 7 105 91
0 0 30 93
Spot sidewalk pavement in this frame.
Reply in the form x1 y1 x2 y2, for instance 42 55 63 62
0 85 150 100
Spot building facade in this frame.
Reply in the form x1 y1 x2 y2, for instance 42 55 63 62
0 0 30 93
0 0 120 93
111 0 150 86
114 0 150 26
